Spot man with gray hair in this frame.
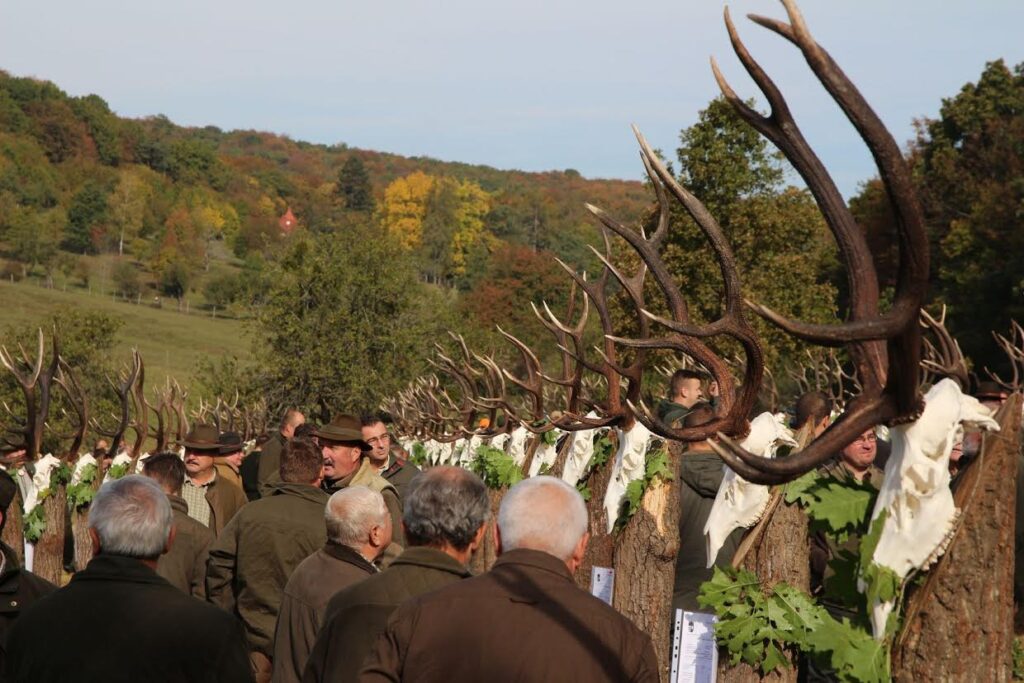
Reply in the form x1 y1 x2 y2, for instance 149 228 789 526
361 475 659 682
302 466 489 682
4 476 251 682
272 487 392 683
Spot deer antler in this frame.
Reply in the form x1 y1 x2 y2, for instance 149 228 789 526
53 356 89 459
920 306 969 390
705 1 928 483
0 329 59 461
987 320 1024 394
92 351 142 457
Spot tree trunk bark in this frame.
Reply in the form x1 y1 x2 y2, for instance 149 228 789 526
72 507 93 572
613 440 684 683
892 394 1021 682
1 490 24 566
32 487 67 585
575 433 618 587
469 488 504 574
717 498 809 683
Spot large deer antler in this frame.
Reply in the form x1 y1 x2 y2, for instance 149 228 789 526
92 351 142 457
987 320 1024 394
0 330 59 461
704 1 928 483
920 306 969 390
53 357 89 459
588 130 764 443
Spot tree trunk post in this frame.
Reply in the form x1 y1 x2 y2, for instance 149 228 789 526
32 487 67 585
892 394 1022 681
1 489 24 566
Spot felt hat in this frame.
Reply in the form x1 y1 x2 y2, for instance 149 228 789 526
218 431 244 455
314 414 371 451
182 424 222 452
974 380 1007 400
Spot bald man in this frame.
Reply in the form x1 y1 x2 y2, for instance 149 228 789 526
361 476 658 682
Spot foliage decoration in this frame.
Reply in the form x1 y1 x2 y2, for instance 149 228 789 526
66 463 99 510
615 447 671 530
469 444 523 490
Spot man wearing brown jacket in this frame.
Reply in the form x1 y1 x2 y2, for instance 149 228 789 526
360 476 659 683
272 486 391 683
181 424 248 536
143 452 215 598
301 466 489 683
207 437 330 671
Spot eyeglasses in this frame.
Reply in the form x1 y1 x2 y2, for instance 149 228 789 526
366 434 391 446
853 433 878 444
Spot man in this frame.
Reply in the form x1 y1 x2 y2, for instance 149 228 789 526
207 437 330 672
655 369 708 426
811 427 883 602
360 475 658 682
302 466 489 683
182 423 248 535
272 487 391 683
793 391 832 441
143 452 215 598
673 404 742 611
5 476 251 682
361 414 419 501
240 433 268 502
316 414 403 547
0 470 56 671
216 431 246 491
258 408 305 497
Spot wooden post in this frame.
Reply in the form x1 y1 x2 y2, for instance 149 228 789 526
892 393 1021 681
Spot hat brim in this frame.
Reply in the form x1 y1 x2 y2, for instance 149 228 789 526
218 444 244 455
313 429 372 452
181 441 222 452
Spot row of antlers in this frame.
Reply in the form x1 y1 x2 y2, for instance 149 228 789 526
386 2 1015 486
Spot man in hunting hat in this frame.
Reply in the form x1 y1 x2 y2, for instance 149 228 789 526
181 424 248 536
315 415 404 548
216 431 246 491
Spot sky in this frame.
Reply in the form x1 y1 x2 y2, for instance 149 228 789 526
1 1 1021 197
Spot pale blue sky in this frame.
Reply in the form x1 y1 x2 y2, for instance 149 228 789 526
1 1 1020 196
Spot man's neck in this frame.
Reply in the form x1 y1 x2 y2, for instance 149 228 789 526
841 461 869 482
189 469 215 486
371 455 390 471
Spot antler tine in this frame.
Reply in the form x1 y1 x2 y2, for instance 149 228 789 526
919 307 969 389
54 357 89 458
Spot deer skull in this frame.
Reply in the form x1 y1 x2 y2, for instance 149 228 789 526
602 421 653 533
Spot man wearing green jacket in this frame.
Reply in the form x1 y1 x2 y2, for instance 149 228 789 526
207 436 329 673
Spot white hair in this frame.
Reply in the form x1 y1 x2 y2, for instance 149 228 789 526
89 475 172 559
325 486 389 549
498 476 588 561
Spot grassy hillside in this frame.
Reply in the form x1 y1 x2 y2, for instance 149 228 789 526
0 278 247 389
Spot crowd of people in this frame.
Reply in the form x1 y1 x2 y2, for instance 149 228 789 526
0 411 659 682
0 373 1010 682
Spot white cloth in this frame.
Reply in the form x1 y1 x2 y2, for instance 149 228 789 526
862 378 1000 638
528 429 562 478
17 453 62 516
70 453 98 485
602 422 653 533
508 427 530 467
489 432 510 452
704 412 797 567
560 414 604 486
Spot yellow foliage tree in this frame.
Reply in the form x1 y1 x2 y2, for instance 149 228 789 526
448 179 491 278
380 171 435 249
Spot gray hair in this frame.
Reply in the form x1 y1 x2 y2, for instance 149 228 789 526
89 475 173 559
498 476 588 561
325 487 389 548
404 466 489 550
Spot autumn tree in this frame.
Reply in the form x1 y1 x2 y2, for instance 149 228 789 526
109 170 150 256
252 221 454 420
63 181 111 253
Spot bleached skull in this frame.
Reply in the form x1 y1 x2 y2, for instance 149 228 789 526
17 453 63 515
602 421 653 533
70 453 98 485
489 432 510 452
561 413 603 486
508 426 530 467
528 428 562 477
704 412 797 567
464 434 484 466
862 378 1000 638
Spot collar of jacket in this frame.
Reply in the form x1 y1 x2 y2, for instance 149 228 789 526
336 458 397 494
323 541 378 574
267 481 331 504
167 494 189 515
493 548 573 582
390 546 472 577
381 456 403 478
74 553 170 586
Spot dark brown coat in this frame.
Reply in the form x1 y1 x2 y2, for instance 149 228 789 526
271 543 377 683
0 542 56 673
158 494 215 598
5 554 251 682
257 431 287 498
302 547 471 683
207 482 330 657
360 548 659 683
380 457 419 503
205 473 248 537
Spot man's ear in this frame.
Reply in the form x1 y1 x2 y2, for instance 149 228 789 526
492 522 502 556
567 531 589 573
89 527 101 556
163 525 177 556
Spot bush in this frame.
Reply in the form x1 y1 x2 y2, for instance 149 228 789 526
112 259 141 298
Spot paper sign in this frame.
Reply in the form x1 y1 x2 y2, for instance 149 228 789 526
590 566 614 606
671 610 717 683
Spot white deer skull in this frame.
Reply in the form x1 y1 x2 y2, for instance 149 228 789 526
561 413 604 486
862 378 1000 638
602 421 653 533
528 428 562 477
704 412 797 567
508 426 530 467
